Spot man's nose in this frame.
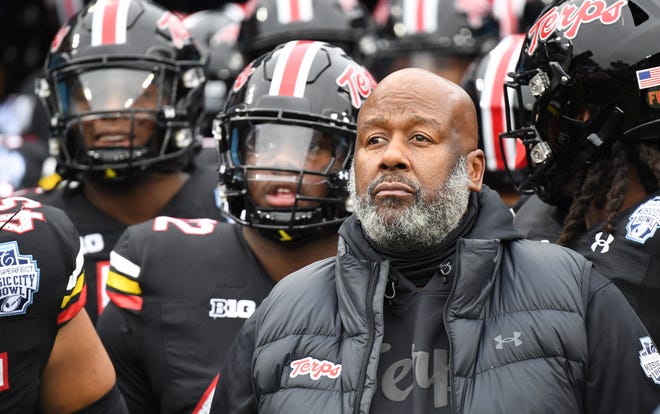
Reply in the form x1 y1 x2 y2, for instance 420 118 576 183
379 135 410 171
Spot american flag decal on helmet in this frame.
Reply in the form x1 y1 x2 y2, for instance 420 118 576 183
269 40 323 97
91 0 131 46
276 0 314 24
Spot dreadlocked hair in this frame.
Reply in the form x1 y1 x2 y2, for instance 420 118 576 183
558 140 659 246
636 143 660 192
557 141 628 246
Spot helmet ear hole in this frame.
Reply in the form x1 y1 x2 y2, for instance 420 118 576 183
216 40 377 240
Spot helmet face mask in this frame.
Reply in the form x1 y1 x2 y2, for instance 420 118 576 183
40 0 206 182
215 40 376 241
503 0 660 206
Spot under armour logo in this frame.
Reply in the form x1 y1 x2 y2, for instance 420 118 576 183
591 232 614 253
494 332 522 349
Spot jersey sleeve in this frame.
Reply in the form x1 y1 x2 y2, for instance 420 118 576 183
43 203 87 327
97 300 159 413
584 272 660 413
56 241 86 326
0 196 86 326
104 227 144 312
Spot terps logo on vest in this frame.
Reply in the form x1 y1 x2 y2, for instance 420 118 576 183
0 241 40 317
289 357 342 380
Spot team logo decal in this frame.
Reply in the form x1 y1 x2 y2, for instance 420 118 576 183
289 357 342 380
526 0 627 56
336 63 377 108
0 242 40 317
50 25 71 52
232 62 255 93
157 11 192 49
625 196 660 244
591 231 614 253
639 336 660 385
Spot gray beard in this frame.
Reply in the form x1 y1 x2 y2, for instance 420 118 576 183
348 156 472 253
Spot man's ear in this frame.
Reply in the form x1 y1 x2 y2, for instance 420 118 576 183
466 149 485 192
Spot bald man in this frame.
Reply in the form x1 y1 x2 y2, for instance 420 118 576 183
210 68 660 414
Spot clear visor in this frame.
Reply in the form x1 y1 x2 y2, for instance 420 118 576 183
230 123 351 176
57 68 172 117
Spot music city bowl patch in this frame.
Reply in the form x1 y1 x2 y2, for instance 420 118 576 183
639 336 660 385
0 241 40 317
626 196 660 244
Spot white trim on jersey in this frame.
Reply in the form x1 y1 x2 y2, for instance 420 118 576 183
110 250 141 278
66 246 85 290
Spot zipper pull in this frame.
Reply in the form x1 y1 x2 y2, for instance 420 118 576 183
439 261 452 284
384 272 398 303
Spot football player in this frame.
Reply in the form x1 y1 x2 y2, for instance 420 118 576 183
0 196 128 413
96 40 376 413
504 0 660 341
18 0 224 323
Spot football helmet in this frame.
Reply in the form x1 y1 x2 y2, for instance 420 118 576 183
237 0 378 67
462 34 530 196
503 0 660 205
37 0 206 182
214 40 377 241
184 4 246 136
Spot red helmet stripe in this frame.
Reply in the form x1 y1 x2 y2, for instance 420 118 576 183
404 0 439 34
269 41 322 97
277 0 313 23
91 0 130 46
481 34 524 171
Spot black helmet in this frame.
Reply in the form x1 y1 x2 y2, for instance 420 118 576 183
372 0 530 80
184 4 246 136
37 0 206 182
462 33 529 193
237 0 378 67
214 40 377 241
503 0 660 205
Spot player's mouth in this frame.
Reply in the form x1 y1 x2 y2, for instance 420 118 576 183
264 185 297 207
95 134 132 147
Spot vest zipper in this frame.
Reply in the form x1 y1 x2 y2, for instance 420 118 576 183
443 249 460 414
354 262 380 414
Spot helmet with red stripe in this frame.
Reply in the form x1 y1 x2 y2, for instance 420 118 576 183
503 0 660 206
214 40 377 241
237 0 378 68
462 33 529 203
372 0 529 81
37 0 206 182
184 4 247 136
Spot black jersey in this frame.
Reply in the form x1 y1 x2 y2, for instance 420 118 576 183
0 196 86 412
19 164 224 323
96 218 276 414
514 192 660 342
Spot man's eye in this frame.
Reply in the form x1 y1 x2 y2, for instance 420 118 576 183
366 136 384 146
412 134 429 142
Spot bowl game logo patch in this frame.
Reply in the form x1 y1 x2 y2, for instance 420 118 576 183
0 241 40 317
639 336 660 385
626 196 660 244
